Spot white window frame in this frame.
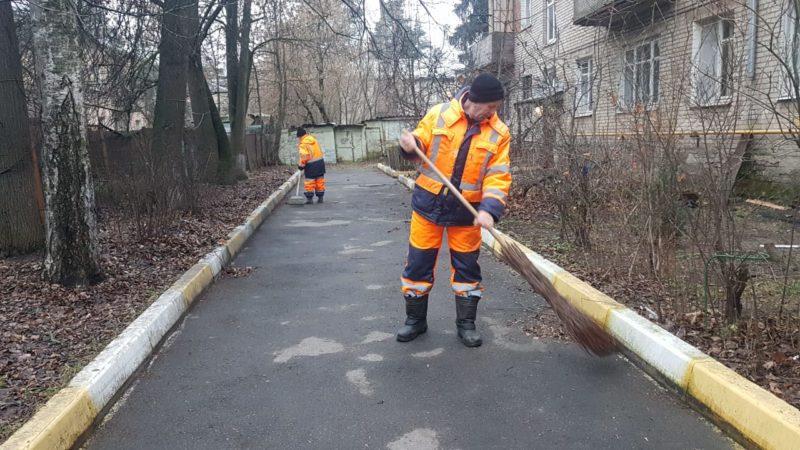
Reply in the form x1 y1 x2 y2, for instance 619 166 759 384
691 18 734 106
781 0 800 99
575 58 593 116
619 39 660 111
720 20 734 98
545 0 557 44
521 0 532 28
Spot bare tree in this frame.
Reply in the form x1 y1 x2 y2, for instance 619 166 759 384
31 0 102 285
0 0 43 255
187 0 226 182
222 0 251 178
150 0 192 207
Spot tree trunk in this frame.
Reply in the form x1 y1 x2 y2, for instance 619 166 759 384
0 1 43 255
295 88 317 123
203 70 236 184
186 0 219 182
151 0 191 206
188 55 219 181
724 263 749 324
313 55 331 123
252 65 266 167
31 0 102 286
229 0 252 178
225 0 239 122
198 5 234 184
270 39 286 164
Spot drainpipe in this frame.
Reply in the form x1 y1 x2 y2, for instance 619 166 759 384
747 0 758 80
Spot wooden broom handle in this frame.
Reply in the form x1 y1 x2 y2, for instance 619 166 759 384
409 144 503 241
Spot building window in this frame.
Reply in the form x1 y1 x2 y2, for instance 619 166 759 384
621 39 660 109
521 75 532 100
516 103 533 140
782 1 800 98
544 66 557 88
576 58 592 115
521 0 532 28
545 0 556 44
693 19 734 105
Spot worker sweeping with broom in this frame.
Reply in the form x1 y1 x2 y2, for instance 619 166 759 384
297 128 326 204
397 73 617 355
396 73 511 348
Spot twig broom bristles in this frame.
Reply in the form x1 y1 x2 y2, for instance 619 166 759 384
494 231 617 355
409 144 617 356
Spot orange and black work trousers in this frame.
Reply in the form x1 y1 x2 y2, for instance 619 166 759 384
304 176 325 199
401 211 482 298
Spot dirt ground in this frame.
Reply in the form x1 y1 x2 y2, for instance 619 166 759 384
501 183 800 410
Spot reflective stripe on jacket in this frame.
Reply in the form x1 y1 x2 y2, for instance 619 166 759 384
410 93 511 226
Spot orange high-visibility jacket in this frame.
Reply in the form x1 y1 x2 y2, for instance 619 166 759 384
298 135 326 178
409 93 512 225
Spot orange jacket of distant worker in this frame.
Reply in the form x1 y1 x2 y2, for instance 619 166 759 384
298 134 325 179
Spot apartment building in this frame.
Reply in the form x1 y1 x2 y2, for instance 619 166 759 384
510 0 800 184
469 0 518 75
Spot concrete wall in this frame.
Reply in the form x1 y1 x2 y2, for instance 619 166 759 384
279 126 338 165
367 118 418 171
279 118 416 166
363 125 384 160
369 118 416 152
334 126 366 162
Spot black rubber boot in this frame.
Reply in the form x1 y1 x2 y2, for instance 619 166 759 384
304 196 313 204
316 194 324 204
455 295 482 347
397 295 428 342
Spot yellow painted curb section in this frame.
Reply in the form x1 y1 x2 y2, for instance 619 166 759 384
246 208 266 229
174 262 214 306
226 229 248 257
687 360 800 450
551 272 625 326
0 387 96 450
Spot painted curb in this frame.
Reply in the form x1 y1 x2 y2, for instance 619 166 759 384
376 163 800 450
1 171 302 450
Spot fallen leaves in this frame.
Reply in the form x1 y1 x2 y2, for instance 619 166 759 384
504 188 800 410
0 166 292 440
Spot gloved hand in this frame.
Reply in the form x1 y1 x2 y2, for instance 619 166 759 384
399 129 418 155
297 165 304 171
474 210 495 229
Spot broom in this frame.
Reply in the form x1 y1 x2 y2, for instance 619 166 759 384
287 171 306 205
410 145 617 356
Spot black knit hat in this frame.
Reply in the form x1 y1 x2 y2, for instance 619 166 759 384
468 73 504 103
296 127 307 137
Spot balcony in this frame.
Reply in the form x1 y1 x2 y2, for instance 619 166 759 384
573 0 672 29
470 32 514 70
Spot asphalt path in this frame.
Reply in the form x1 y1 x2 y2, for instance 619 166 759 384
85 168 732 450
